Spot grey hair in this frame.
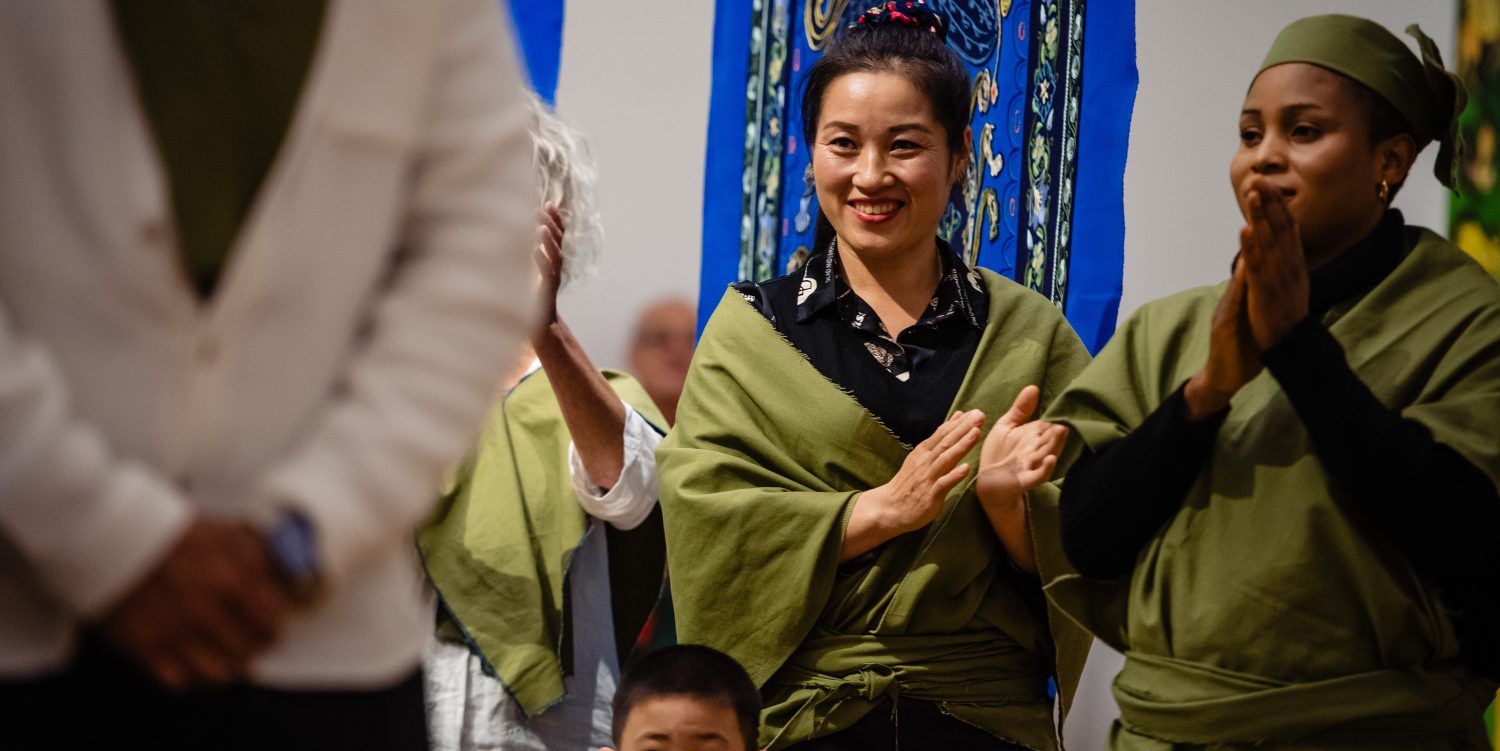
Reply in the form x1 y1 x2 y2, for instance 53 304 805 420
529 93 603 286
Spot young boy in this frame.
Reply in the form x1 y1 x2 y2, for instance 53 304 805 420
603 645 761 751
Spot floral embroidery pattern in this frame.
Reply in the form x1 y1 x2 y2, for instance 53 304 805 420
740 0 793 283
1019 0 1085 308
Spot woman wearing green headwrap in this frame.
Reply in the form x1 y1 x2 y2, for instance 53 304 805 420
1042 14 1500 750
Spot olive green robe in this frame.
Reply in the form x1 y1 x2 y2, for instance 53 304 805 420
418 370 667 718
658 270 1092 750
1042 229 1500 749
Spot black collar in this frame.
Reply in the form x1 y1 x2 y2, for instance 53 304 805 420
1309 210 1406 316
793 236 989 330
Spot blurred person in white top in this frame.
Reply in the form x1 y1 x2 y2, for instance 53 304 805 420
0 1 536 747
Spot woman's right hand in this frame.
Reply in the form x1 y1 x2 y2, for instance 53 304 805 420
840 409 986 561
1185 249 1263 420
532 202 566 335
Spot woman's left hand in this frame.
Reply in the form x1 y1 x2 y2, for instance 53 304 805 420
975 385 1067 574
978 386 1067 503
1241 181 1310 351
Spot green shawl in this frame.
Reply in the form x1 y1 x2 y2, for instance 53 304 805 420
418 369 667 718
657 271 1092 751
1042 230 1500 750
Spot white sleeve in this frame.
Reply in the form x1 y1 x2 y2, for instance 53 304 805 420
0 307 192 616
253 0 536 587
568 408 662 531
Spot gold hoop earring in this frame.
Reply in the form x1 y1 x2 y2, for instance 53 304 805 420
1378 179 1390 205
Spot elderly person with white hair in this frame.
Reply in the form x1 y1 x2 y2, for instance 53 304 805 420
420 94 670 751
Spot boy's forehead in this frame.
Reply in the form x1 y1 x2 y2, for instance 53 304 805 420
619 695 747 751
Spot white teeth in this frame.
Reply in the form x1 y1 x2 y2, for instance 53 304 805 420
855 202 897 215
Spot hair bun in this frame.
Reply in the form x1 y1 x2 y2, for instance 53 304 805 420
849 1 948 42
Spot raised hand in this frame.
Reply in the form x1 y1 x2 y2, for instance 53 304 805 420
1241 181 1310 351
840 409 985 561
99 518 292 689
533 202 566 331
975 385 1066 573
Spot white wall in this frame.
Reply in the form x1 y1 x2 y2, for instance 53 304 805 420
551 3 715 369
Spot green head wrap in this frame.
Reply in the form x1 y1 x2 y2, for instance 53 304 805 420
1257 14 1467 189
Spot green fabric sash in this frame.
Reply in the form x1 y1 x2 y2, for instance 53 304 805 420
418 369 667 718
658 271 1092 750
1042 229 1500 750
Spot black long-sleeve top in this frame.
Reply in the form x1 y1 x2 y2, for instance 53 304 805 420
1058 211 1500 677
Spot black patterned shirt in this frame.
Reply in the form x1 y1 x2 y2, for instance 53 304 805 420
743 238 987 380
734 237 989 446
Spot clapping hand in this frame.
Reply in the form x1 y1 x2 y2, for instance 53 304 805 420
1241 180 1310 350
977 386 1066 504
975 385 1066 573
841 410 985 561
866 409 985 534
1186 181 1310 418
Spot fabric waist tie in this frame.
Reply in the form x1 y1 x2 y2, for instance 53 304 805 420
761 629 1048 749
1114 650 1481 745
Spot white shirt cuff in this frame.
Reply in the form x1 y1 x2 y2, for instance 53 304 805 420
568 407 662 530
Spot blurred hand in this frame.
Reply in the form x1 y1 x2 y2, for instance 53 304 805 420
98 518 292 689
1241 181 1310 350
533 202 566 334
859 409 984 536
1185 256 1262 419
976 386 1066 506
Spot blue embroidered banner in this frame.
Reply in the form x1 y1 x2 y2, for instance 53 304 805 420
699 0 1136 353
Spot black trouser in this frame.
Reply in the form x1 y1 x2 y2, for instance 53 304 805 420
3 637 428 751
784 697 1031 751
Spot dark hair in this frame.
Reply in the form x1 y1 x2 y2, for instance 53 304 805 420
1349 80 1415 146
1345 76 1417 200
801 17 971 253
610 645 761 751
801 21 971 153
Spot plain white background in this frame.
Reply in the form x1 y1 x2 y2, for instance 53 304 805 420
550 1 1459 742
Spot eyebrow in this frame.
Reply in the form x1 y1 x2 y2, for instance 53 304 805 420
1240 103 1325 117
637 731 729 742
820 121 934 135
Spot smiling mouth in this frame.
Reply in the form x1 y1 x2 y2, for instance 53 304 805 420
850 201 902 218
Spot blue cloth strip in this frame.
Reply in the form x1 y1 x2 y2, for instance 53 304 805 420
1065 0 1135 352
504 0 565 105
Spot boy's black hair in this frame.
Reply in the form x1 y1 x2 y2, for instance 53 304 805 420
610 645 761 751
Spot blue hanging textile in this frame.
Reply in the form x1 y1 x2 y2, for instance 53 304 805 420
504 0 565 105
699 0 1136 353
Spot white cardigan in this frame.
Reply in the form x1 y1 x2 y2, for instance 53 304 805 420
0 0 536 687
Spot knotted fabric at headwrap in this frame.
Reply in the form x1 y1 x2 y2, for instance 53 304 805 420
1257 14 1467 189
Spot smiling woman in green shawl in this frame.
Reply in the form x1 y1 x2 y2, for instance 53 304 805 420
1042 14 1500 750
657 4 1092 751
